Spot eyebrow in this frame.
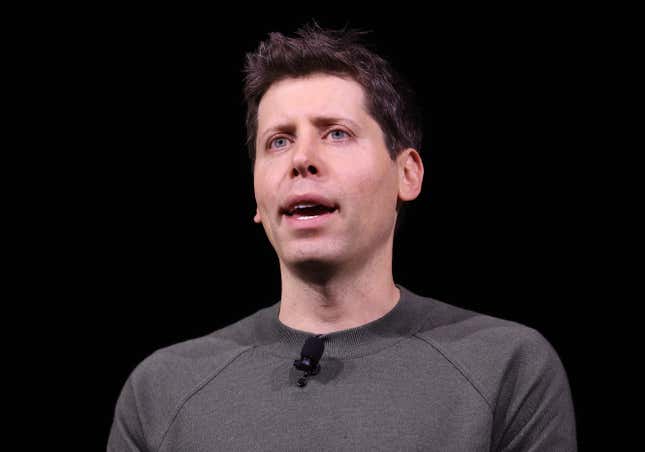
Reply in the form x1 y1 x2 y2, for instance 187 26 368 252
259 116 361 142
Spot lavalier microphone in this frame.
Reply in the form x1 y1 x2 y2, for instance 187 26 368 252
293 334 325 387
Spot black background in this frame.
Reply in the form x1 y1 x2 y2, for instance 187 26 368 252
27 6 613 450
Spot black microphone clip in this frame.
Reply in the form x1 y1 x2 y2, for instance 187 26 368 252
293 334 325 387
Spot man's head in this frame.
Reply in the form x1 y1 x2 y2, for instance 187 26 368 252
242 23 424 276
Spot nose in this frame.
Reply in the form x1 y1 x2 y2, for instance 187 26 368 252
290 134 320 178
291 162 318 178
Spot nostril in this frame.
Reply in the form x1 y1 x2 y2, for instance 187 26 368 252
293 165 318 177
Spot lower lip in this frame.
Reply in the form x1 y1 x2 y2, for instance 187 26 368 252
283 209 337 228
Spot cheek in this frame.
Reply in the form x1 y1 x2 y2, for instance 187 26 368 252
344 162 393 201
354 167 398 221
253 171 272 208
253 172 282 224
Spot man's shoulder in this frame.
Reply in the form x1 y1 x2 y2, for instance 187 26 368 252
131 304 271 388
410 291 569 411
407 288 551 351
415 293 551 353
110 306 270 450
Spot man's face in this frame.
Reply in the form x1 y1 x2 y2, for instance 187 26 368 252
253 73 403 270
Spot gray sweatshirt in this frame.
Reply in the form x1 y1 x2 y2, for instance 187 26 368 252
107 284 577 451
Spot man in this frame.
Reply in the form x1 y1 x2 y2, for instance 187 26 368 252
108 23 577 451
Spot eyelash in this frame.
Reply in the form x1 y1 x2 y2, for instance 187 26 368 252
266 128 352 150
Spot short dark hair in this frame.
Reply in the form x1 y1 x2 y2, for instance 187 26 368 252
242 21 423 234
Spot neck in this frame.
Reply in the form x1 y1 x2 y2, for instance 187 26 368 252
277 243 400 335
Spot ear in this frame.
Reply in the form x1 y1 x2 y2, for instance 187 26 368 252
397 148 424 202
253 207 262 224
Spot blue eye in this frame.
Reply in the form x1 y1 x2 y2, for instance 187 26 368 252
269 137 289 149
267 129 350 151
329 129 349 140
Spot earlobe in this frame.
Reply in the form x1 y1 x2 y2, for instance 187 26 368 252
253 208 262 224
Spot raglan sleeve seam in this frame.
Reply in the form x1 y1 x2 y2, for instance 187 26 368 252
154 344 256 452
412 333 494 413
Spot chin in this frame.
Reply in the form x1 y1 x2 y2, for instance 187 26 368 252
289 258 342 283
282 246 344 274
288 251 339 267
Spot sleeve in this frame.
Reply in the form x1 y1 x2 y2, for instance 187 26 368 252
492 328 577 452
106 374 149 452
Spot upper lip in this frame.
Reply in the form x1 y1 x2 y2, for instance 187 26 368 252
280 193 339 215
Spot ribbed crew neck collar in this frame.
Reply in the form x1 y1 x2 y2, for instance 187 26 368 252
252 284 433 360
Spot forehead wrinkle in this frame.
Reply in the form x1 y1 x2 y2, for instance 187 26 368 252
257 75 370 143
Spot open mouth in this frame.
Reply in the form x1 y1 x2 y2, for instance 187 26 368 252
284 204 337 219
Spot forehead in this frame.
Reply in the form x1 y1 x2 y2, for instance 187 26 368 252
257 74 369 134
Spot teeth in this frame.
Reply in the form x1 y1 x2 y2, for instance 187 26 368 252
284 201 336 216
295 215 319 220
294 203 318 210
